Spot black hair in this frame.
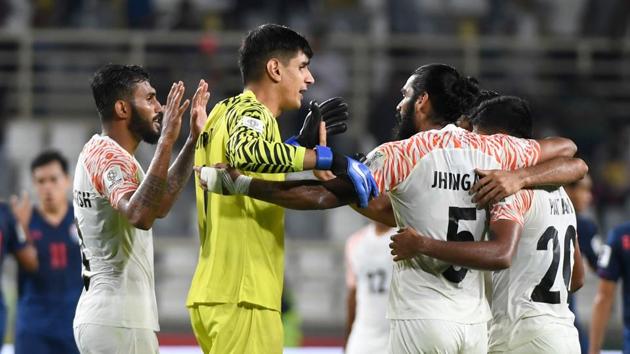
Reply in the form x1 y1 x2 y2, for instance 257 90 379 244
471 96 533 139
467 89 500 116
91 64 150 122
238 24 313 85
409 63 480 124
31 150 68 174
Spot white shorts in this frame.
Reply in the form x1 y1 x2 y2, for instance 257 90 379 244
389 319 487 354
489 322 580 354
74 323 159 354
346 327 389 354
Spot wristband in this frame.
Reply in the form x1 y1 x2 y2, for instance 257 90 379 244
315 145 333 170
284 136 300 146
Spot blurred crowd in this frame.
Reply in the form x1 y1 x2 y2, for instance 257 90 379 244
0 0 628 39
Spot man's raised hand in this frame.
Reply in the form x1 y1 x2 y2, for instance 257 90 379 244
161 81 190 143
190 79 210 140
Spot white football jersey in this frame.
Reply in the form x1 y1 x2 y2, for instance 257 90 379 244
73 134 159 331
489 188 578 351
345 224 395 354
364 124 540 324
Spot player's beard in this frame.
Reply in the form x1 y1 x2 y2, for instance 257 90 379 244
129 104 162 145
393 101 418 141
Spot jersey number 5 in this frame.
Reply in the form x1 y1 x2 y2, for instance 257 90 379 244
531 225 577 304
442 207 477 283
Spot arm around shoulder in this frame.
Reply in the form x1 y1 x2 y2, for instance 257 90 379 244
537 137 577 161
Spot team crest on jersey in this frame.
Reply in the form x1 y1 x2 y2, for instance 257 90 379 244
364 150 385 173
104 165 124 190
239 116 265 134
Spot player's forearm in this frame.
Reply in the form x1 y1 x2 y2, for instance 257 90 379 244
417 237 514 270
350 195 397 228
122 139 174 229
248 179 349 210
228 133 305 173
157 137 196 217
537 137 577 162
589 295 614 354
520 157 588 188
409 219 520 270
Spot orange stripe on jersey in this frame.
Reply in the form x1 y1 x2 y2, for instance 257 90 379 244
81 136 139 208
490 190 534 225
365 126 541 193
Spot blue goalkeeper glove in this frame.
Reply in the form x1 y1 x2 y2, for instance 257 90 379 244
285 97 349 148
314 146 379 208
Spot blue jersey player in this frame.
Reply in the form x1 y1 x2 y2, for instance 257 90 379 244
566 175 601 270
0 202 36 350
566 174 600 354
13 151 82 354
590 221 630 354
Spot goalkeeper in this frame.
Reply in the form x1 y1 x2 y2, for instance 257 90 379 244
188 23 377 354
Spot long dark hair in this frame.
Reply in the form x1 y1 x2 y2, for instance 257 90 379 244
410 64 480 125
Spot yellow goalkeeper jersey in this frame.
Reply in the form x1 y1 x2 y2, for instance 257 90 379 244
187 90 306 311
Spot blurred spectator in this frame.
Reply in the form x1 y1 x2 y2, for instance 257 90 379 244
0 0 9 27
581 0 630 39
344 221 394 354
13 150 81 354
0 199 37 353
593 123 630 217
304 25 349 104
32 0 84 28
0 82 7 197
567 174 602 354
127 0 155 29
590 221 630 353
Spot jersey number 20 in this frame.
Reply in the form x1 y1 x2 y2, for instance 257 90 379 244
531 225 577 304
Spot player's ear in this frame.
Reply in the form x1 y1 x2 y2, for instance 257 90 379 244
416 92 430 114
266 58 282 83
113 100 131 121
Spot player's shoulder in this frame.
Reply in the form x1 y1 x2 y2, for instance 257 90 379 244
609 222 630 242
227 91 271 120
83 134 125 157
82 135 133 167
408 124 479 150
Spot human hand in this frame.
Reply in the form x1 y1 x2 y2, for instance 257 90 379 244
10 191 32 231
342 157 379 208
286 97 348 148
389 227 424 261
161 81 190 144
189 79 210 140
319 96 348 137
470 169 524 208
194 164 248 195
313 121 335 181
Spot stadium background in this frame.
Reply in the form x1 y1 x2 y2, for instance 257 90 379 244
0 0 628 352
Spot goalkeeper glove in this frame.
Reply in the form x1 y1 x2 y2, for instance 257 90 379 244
285 97 349 148
314 145 379 208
